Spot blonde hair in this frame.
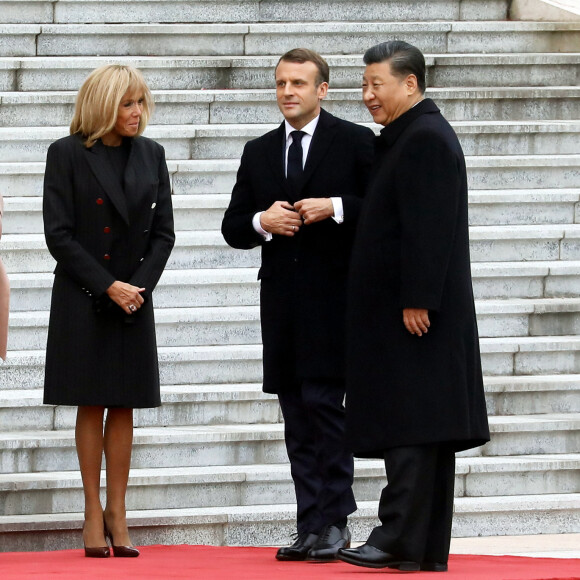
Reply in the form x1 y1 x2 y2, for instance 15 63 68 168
70 65 154 148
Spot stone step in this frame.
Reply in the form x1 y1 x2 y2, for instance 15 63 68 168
8 268 260 312
7 260 580 315
1 21 578 58
6 297 580 351
0 86 578 131
1 344 265 391
4 336 580 390
484 374 580 416
468 223 580 262
1 493 580 551
1 150 578 195
0 0 510 25
1 374 579 431
476 298 580 337
0 120 578 168
1 454 578 517
4 222 580 275
0 53 577 91
4 188 580 237
0 414 578 473
471 260 580 299
6 306 262 350
0 384 280 432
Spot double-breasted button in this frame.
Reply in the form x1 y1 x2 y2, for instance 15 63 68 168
103 254 111 260
103 226 111 233
96 198 104 205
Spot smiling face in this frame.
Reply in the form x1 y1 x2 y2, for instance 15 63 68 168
275 60 328 130
102 89 144 146
362 60 421 126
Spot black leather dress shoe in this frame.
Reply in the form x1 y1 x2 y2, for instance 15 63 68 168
337 543 420 571
276 533 319 561
307 525 351 561
421 561 448 572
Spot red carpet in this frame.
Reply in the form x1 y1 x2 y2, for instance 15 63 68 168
0 546 578 579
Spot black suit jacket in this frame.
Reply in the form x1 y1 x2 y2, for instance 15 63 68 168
43 134 175 407
222 108 374 393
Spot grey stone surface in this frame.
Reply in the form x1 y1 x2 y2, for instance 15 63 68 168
0 53 575 92
54 0 258 24
1 0 580 549
37 24 249 57
1 495 579 551
0 2 53 24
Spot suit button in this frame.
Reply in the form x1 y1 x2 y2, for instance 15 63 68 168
103 254 111 260
96 198 104 205
151 202 156 209
103 226 111 233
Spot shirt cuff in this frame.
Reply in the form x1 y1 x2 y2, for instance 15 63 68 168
253 212 273 241
331 197 344 224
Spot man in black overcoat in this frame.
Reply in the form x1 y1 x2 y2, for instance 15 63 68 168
221 48 374 561
338 42 490 572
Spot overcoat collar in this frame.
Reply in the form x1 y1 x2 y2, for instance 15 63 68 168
379 98 439 148
83 136 138 225
264 107 338 200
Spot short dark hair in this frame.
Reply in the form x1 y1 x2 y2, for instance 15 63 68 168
363 41 426 94
276 48 330 86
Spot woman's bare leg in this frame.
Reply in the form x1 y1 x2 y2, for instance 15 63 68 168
76 406 107 548
103 407 134 546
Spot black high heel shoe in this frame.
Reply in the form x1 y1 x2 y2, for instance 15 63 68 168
103 519 140 558
82 523 110 558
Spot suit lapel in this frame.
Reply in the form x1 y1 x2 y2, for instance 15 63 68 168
265 122 295 201
301 109 337 192
84 139 130 225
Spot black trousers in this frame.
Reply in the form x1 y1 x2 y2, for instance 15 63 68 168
367 443 456 564
278 378 356 535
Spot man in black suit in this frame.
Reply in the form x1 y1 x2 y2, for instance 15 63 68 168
222 48 374 561
337 41 490 572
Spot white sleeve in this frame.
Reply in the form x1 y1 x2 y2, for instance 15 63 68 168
331 197 344 224
252 211 273 241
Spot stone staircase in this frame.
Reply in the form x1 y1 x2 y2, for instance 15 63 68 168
0 0 579 552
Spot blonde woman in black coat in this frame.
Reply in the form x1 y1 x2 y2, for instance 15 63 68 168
43 65 175 557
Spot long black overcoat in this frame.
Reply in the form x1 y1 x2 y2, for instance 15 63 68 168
43 134 175 408
345 99 489 455
222 109 374 393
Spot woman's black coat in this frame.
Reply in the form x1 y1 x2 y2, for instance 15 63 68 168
43 134 175 408
345 99 490 456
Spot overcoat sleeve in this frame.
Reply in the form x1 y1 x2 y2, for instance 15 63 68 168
43 140 117 297
128 145 175 297
398 131 461 311
221 142 266 250
340 126 375 224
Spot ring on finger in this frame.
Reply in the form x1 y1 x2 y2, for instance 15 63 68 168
129 304 137 312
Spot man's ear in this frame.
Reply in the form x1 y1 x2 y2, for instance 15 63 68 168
405 74 418 95
317 82 329 100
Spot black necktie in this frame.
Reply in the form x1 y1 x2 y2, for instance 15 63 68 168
287 130 305 198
